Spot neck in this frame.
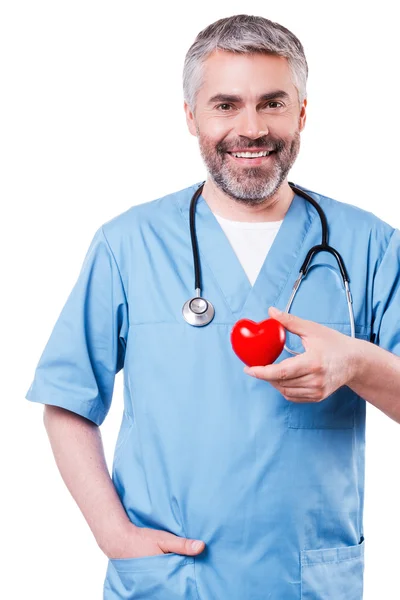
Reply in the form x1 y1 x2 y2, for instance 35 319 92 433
201 177 294 222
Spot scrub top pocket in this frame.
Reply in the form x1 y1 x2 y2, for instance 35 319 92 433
300 537 365 599
104 552 200 600
285 324 370 430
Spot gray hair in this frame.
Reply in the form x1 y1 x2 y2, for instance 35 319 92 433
183 14 308 113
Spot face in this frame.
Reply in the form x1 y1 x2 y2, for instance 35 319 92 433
185 51 307 205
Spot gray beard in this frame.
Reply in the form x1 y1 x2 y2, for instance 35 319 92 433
198 133 301 207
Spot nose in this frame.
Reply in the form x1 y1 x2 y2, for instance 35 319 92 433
235 107 269 139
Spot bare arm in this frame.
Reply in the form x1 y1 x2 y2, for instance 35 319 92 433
43 405 133 556
348 340 400 424
43 405 205 558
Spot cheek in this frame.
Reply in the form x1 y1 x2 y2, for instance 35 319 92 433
276 114 301 137
201 115 233 140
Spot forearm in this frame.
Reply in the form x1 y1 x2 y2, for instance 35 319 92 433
43 405 132 554
348 339 400 424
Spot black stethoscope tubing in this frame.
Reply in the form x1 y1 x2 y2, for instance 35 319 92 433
183 180 354 340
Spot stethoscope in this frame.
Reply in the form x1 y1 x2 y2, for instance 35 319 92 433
182 181 355 355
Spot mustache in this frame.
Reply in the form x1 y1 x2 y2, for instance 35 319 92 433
218 138 286 154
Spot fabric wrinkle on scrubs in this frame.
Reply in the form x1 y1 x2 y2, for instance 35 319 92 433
26 181 400 599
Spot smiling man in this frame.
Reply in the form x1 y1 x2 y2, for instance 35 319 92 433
26 14 400 600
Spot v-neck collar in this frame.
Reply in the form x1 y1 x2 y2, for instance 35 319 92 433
175 181 318 321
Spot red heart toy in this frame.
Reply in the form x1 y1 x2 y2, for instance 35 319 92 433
230 318 286 367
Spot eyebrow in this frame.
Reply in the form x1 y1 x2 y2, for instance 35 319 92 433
207 90 290 105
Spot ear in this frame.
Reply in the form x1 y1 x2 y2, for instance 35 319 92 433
299 98 307 132
184 101 197 137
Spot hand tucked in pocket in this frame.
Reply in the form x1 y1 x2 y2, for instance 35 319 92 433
106 522 205 560
243 306 362 403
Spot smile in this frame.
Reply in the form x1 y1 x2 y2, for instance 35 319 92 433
230 150 273 158
226 150 276 165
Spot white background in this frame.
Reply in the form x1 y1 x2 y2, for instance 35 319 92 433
1 1 399 598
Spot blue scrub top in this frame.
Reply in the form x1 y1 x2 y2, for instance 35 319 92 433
26 182 400 599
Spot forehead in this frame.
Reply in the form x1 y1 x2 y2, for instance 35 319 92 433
199 50 295 99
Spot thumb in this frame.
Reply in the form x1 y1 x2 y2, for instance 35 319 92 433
158 535 205 556
268 306 311 336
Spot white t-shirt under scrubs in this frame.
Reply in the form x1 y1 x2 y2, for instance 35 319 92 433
214 212 283 285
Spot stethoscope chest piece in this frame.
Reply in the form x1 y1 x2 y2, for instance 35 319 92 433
182 290 215 326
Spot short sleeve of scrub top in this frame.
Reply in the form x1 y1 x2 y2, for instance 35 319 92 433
25 226 129 426
371 228 400 356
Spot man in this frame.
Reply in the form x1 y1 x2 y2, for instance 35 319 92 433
26 14 400 599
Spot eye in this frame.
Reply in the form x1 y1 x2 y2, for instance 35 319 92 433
216 103 234 111
264 101 284 109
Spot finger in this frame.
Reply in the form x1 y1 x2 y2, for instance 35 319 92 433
279 386 322 401
268 306 314 336
275 372 317 385
269 381 323 403
245 355 312 381
157 533 205 556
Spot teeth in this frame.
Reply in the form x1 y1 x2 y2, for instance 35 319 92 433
231 151 271 158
